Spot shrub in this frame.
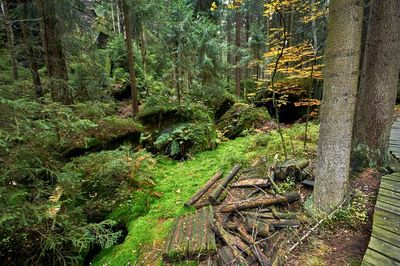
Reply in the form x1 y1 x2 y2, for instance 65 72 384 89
139 101 217 159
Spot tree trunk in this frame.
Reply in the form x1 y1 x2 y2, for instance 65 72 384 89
311 0 318 50
120 0 139 115
352 0 400 167
235 5 241 97
1 0 18 80
227 11 232 84
313 0 363 212
41 0 72 104
20 1 43 99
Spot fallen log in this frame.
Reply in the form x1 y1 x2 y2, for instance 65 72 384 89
245 218 271 237
231 178 269 188
219 191 300 213
240 211 274 219
209 165 241 204
184 171 223 207
212 221 248 264
218 246 236 266
274 159 309 180
268 219 301 228
237 221 271 266
271 206 297 219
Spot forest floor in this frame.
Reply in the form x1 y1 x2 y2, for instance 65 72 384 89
285 169 381 266
93 122 379 266
93 123 319 265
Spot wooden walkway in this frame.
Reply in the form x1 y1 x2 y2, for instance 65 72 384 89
362 118 400 266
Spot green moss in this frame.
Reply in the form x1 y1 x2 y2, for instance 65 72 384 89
93 123 319 266
216 103 270 139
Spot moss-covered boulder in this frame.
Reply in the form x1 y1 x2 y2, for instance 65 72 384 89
62 116 142 158
138 102 216 159
216 103 270 139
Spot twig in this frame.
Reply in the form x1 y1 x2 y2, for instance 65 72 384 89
270 6 288 160
287 199 346 252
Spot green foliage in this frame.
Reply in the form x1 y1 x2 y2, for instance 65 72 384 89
329 190 368 228
139 101 216 158
94 124 319 265
0 97 146 264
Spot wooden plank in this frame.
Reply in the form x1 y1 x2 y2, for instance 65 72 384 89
380 181 400 193
379 188 400 200
373 209 400 234
368 236 400 262
376 200 400 216
377 194 399 207
360 260 374 266
382 174 400 183
363 248 398 266
373 225 400 248
381 178 400 188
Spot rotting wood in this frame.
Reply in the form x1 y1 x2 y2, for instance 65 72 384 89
219 192 300 213
231 178 270 188
240 211 274 220
209 165 241 204
274 159 309 180
237 221 271 266
271 206 297 219
268 219 301 229
184 171 223 207
163 207 217 262
218 246 236 266
212 220 248 264
245 217 271 237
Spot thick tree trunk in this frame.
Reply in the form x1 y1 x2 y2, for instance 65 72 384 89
235 4 241 97
313 0 363 212
352 0 400 167
1 0 18 80
120 0 139 115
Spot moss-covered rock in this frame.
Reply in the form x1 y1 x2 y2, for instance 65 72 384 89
62 116 143 158
216 103 270 139
138 102 216 159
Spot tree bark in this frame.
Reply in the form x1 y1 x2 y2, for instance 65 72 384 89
120 0 139 115
313 0 363 212
352 0 400 167
20 1 43 99
1 0 18 80
235 4 241 97
41 0 72 104
219 192 300 213
227 11 232 84
311 0 318 50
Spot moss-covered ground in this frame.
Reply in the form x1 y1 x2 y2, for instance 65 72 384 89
93 123 319 265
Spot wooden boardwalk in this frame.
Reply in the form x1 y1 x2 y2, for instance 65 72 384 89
362 118 400 266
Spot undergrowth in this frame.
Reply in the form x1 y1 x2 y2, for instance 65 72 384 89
93 123 319 265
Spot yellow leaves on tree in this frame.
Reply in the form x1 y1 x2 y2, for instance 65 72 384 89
227 0 243 9
210 2 218 12
259 42 323 106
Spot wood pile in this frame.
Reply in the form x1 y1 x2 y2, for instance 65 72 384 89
163 160 313 265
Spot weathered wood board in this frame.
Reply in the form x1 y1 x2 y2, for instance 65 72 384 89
362 118 400 266
163 206 217 262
